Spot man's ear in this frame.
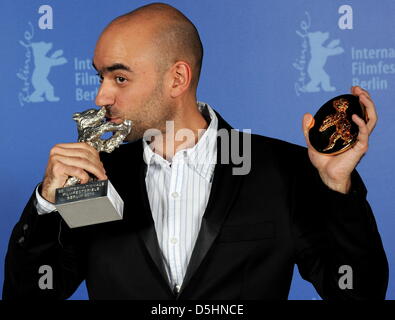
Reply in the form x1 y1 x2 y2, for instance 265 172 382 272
168 61 192 98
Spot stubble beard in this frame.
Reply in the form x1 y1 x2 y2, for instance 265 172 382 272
125 78 176 143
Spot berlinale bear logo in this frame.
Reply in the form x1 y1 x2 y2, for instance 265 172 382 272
304 31 344 93
29 42 67 102
293 6 353 96
17 6 67 106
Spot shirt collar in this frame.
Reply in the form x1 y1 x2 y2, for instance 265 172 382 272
142 101 218 182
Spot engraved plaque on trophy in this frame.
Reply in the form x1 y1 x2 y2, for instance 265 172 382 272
308 94 367 155
55 106 132 228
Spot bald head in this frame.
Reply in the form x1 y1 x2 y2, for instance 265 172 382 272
105 3 203 88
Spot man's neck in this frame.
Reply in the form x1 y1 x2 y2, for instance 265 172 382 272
150 101 209 161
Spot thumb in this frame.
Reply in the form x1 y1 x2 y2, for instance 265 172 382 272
302 113 314 146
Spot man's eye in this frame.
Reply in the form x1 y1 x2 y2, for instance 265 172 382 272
116 77 127 84
96 73 103 83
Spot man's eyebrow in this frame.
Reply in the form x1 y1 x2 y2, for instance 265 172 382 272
106 63 132 73
92 62 132 73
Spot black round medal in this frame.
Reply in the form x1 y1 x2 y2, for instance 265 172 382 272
308 94 367 155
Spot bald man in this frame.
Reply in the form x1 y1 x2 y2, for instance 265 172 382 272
3 3 388 300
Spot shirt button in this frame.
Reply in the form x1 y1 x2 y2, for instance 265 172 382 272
175 284 181 294
170 237 178 244
18 236 25 245
22 224 28 232
171 192 179 199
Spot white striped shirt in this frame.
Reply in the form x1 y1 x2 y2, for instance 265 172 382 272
142 102 218 292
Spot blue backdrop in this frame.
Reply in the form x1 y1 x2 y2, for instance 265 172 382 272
1 0 394 300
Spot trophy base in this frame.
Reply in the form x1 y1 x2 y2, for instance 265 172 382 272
55 180 124 229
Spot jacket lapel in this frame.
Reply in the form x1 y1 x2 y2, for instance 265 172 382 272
102 140 174 294
137 155 174 293
177 112 244 297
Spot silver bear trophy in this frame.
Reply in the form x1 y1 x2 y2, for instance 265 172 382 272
64 106 132 187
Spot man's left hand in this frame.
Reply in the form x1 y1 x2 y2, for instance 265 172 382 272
302 86 378 194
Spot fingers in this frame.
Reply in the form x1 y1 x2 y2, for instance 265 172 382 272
52 161 91 184
351 86 378 133
50 154 107 181
50 143 106 179
358 94 377 133
49 143 106 179
41 142 107 203
302 113 314 148
51 143 100 160
351 85 371 98
352 114 369 155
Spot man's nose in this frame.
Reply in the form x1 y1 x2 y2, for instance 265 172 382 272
95 82 115 107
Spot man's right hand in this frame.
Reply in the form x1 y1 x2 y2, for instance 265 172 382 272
41 143 107 203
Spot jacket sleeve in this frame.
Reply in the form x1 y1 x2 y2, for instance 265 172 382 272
292 156 389 300
2 187 85 300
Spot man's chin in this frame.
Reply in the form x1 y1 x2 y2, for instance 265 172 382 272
124 131 144 143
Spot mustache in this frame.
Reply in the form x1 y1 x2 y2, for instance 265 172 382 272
104 106 122 119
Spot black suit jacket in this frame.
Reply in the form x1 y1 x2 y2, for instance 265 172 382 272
3 111 388 300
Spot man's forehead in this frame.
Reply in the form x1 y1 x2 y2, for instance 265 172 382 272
93 36 150 72
95 25 157 56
